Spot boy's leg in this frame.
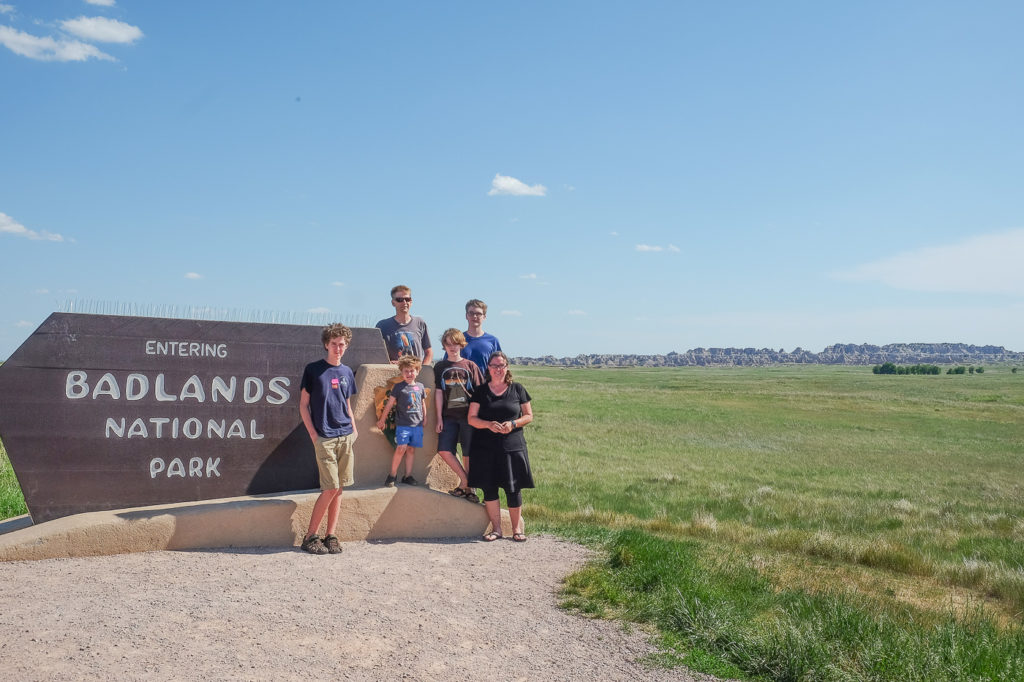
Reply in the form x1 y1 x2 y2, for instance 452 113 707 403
324 486 343 537
437 419 469 487
437 450 468 487
389 445 407 476
403 447 415 477
307 488 339 537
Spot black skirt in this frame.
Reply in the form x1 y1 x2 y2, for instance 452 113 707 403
467 445 534 493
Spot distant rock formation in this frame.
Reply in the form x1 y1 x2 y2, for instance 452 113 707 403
512 343 1024 367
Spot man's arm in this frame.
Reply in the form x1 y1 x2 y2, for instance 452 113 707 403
299 388 318 443
347 398 357 440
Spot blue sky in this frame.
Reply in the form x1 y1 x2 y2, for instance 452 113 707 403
2 1 1022 360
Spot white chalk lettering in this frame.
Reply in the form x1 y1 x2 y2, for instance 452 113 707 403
149 457 223 478
105 417 125 438
207 419 226 438
67 371 89 399
105 417 267 440
125 373 149 401
154 374 175 402
92 373 120 400
243 377 264 403
179 375 206 402
127 418 148 438
168 458 186 477
267 377 290 405
65 371 289 404
211 376 236 402
182 418 202 439
145 340 228 358
227 419 246 438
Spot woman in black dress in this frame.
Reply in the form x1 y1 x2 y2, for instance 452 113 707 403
466 351 534 542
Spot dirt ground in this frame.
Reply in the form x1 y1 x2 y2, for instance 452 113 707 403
0 535 718 681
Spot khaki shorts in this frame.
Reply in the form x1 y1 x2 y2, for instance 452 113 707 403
314 433 355 489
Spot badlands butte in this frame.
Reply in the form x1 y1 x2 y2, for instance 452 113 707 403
513 342 1024 367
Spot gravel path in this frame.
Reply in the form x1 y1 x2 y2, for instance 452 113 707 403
0 535 716 681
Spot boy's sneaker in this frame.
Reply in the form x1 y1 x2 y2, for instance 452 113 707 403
323 534 342 554
384 474 396 487
401 475 418 486
301 534 328 555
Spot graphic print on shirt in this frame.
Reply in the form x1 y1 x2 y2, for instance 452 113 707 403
403 384 424 420
440 366 475 410
397 332 413 356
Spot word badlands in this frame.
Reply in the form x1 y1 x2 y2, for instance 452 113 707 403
65 371 291 404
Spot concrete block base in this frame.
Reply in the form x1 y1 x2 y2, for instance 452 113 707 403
0 486 512 562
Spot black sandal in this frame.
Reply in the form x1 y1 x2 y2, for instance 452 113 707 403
483 531 503 542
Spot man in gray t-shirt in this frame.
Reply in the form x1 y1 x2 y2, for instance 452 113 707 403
375 284 433 364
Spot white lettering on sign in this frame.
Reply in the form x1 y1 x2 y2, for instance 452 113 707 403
145 340 228 358
105 417 265 440
66 372 290 404
149 457 222 478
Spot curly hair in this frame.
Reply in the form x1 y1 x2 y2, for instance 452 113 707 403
321 323 352 346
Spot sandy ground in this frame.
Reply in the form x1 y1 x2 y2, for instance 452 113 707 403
0 535 718 682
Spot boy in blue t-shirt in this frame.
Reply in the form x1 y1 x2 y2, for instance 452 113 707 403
376 355 426 487
459 298 501 375
298 323 358 555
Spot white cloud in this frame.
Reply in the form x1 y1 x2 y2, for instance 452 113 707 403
501 310 523 317
636 243 680 253
184 272 203 280
519 273 538 280
568 309 587 316
331 281 345 287
0 212 66 241
307 307 331 314
15 320 33 327
487 173 547 197
0 25 114 61
833 228 1024 296
0 5 14 15
86 0 117 6
610 231 619 237
34 288 49 294
61 16 142 44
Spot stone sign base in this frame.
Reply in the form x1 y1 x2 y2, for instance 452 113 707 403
0 486 513 562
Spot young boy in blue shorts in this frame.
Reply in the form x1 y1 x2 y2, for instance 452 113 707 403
376 355 426 487
298 323 358 555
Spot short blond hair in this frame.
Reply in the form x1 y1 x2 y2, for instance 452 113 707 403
391 285 412 299
441 328 467 347
396 355 422 372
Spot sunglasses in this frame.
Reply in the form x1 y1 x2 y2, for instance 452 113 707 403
393 297 412 303
488 363 507 369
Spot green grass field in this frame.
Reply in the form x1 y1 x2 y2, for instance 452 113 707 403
2 364 1022 679
513 365 1024 680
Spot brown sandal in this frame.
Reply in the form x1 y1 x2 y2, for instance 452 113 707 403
512 533 527 543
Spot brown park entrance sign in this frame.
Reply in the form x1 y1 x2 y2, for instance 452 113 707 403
0 313 389 523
